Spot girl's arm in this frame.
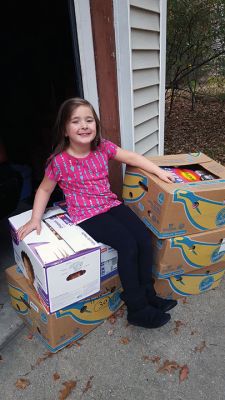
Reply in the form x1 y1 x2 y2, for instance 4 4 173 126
114 147 174 183
17 175 57 240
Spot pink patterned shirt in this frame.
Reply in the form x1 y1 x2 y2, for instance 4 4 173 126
45 139 121 224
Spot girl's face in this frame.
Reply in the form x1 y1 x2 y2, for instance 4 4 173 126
65 105 96 148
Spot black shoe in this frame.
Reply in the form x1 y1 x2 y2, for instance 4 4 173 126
149 296 177 313
127 305 171 329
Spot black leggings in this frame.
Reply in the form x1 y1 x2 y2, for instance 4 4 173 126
79 204 154 301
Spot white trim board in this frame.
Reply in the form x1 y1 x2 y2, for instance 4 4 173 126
73 0 99 115
113 0 134 152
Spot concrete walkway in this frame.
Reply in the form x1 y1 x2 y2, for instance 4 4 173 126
1 273 225 399
1 211 225 399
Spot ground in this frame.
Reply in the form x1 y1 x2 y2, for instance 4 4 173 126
164 95 225 165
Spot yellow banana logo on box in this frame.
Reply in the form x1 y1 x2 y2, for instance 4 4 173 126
56 288 123 324
171 236 225 268
8 284 29 314
174 190 225 230
167 268 225 296
123 172 148 203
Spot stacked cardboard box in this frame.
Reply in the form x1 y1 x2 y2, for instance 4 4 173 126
7 207 121 352
123 152 225 299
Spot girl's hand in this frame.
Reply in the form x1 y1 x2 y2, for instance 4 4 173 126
157 169 175 183
17 219 42 241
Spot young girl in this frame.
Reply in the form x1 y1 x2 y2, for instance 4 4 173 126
18 98 177 329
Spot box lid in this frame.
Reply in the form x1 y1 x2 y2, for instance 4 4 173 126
146 152 212 166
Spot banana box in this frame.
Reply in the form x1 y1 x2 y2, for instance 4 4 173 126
6 265 123 353
123 153 225 238
152 227 225 278
153 265 225 300
9 207 101 313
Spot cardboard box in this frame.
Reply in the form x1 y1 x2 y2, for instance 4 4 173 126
9 208 101 313
152 227 225 278
153 265 225 300
6 265 123 353
123 153 225 238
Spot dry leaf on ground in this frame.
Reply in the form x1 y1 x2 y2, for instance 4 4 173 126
119 337 130 345
15 378 30 389
114 306 125 318
35 351 54 366
26 332 34 340
108 315 117 324
194 341 206 353
82 376 94 395
53 372 60 381
173 320 186 334
66 342 74 349
58 380 76 400
179 365 189 383
157 360 180 374
143 355 161 364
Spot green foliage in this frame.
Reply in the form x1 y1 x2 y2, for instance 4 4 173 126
166 0 225 90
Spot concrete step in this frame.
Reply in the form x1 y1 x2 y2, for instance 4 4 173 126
0 299 25 350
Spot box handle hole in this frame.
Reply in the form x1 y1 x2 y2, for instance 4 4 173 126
20 296 31 309
139 181 148 192
66 270 86 281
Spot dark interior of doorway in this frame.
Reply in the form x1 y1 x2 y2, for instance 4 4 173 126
1 0 83 210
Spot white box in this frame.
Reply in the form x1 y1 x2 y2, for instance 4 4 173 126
100 244 118 280
9 207 101 313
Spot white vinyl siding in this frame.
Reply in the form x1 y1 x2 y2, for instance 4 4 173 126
114 0 167 156
130 1 161 156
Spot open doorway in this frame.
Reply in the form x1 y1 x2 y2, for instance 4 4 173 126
1 0 83 206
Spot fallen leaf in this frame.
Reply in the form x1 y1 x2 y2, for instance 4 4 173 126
174 320 186 334
108 315 117 324
179 364 189 383
26 332 34 340
74 341 83 348
157 360 180 374
66 342 74 349
59 380 76 400
15 378 30 389
114 306 125 318
143 355 161 364
35 351 53 365
194 341 206 353
107 329 114 336
53 372 60 381
82 376 94 395
119 337 130 345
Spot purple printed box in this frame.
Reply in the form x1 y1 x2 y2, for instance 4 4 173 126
9 207 101 313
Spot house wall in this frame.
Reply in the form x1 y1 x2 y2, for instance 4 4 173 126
74 0 167 194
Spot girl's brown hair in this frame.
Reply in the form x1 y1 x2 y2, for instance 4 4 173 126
49 98 101 162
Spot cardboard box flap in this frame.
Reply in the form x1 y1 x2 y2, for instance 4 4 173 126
145 152 212 167
9 208 99 255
